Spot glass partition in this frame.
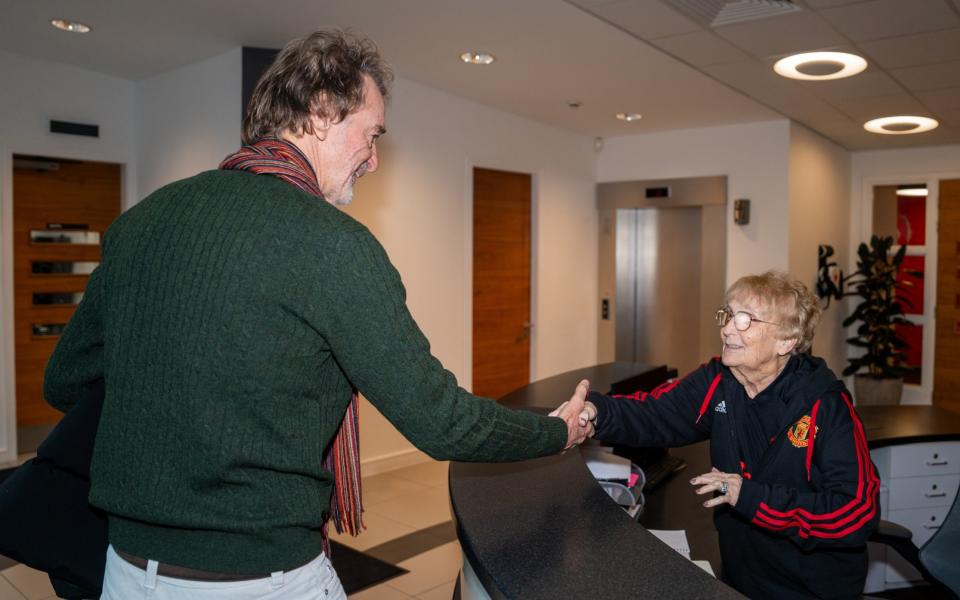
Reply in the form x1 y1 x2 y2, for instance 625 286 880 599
872 184 928 385
32 292 84 306
30 230 100 245
32 323 67 337
31 261 98 275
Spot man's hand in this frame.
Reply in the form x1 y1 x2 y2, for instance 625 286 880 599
690 467 742 508
548 379 592 449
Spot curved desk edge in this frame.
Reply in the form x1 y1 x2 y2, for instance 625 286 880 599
449 363 744 600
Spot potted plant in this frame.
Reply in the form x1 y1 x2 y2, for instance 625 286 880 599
842 235 917 405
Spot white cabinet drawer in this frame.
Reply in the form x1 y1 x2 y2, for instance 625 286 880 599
886 506 950 547
888 475 959 510
889 441 960 477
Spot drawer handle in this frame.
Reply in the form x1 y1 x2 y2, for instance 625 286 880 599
923 524 941 530
925 460 949 466
924 492 947 498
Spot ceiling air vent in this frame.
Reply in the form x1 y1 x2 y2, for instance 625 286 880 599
666 0 802 27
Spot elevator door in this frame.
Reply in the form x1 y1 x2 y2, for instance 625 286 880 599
615 207 716 376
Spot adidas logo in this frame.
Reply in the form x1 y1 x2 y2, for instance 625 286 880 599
715 401 727 414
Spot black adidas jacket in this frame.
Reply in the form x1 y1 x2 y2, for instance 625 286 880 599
590 354 880 599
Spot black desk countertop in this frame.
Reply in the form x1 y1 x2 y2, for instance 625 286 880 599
857 405 960 448
449 363 743 600
449 364 960 600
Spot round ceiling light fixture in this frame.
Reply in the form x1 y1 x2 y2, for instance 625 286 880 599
773 51 867 81
616 112 642 122
863 116 939 135
460 52 494 65
50 18 91 33
897 184 928 197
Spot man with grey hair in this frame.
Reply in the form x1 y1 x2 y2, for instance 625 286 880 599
45 29 591 599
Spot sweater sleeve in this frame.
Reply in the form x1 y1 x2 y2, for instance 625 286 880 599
43 265 105 413
589 360 721 448
308 227 567 462
733 391 880 550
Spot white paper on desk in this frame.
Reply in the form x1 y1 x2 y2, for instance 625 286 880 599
581 447 631 481
693 560 715 577
648 529 691 560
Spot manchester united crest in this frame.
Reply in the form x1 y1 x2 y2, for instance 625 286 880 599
787 415 819 448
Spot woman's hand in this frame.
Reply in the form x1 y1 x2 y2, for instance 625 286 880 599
690 467 742 508
548 379 593 449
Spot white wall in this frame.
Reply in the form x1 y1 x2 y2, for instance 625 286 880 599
136 48 242 199
596 120 792 288
788 123 851 377
341 78 598 471
0 50 137 463
850 143 960 404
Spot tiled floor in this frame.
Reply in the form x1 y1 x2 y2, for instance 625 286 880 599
332 460 461 599
0 459 459 600
0 563 60 600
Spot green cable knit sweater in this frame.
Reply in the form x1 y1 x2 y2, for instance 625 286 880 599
44 170 567 573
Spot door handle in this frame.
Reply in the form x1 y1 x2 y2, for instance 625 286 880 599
515 321 533 343
925 460 949 466
922 524 941 530
924 492 947 498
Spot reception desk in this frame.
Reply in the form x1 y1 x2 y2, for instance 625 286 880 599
449 363 960 599
449 363 743 600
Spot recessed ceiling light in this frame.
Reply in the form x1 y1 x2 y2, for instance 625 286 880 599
460 52 494 65
897 185 928 197
773 51 866 81
616 112 642 122
50 18 91 33
863 116 939 135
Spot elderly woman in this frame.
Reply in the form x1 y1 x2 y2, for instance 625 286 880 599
580 271 879 599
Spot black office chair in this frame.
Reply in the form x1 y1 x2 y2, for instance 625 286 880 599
871 485 960 600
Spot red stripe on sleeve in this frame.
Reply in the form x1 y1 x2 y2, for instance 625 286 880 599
611 390 649 402
695 373 723 424
751 392 878 538
650 378 681 399
805 399 821 481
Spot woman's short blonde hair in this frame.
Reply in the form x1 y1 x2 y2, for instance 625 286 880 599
724 270 821 354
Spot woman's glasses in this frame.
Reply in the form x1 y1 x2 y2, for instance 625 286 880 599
715 306 780 331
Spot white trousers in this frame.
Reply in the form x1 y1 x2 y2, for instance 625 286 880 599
100 545 347 600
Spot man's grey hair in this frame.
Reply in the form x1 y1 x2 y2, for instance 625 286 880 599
242 29 393 145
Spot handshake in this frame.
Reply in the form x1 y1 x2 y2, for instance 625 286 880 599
549 379 599 449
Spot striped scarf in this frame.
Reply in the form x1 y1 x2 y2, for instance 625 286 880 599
220 138 365 553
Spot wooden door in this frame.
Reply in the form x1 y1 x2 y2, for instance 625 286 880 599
472 168 531 400
13 156 121 428
934 179 960 412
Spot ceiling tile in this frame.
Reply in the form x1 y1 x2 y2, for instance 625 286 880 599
803 0 870 7
859 28 960 68
932 108 960 126
703 59 852 123
565 0 623 7
915 87 960 112
817 0 960 42
591 0 702 40
799 69 905 102
651 30 750 66
891 60 960 91
713 11 849 59
827 93 931 120
813 119 879 150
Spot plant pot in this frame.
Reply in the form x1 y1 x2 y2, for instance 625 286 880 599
853 375 903 406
